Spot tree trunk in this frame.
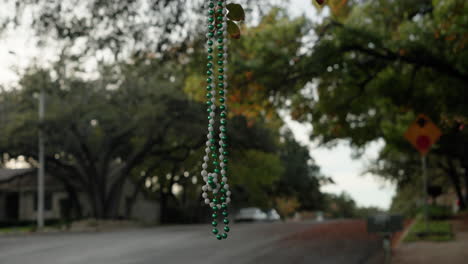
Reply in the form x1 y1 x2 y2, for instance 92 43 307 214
464 165 468 207
89 189 104 219
64 184 83 219
447 160 467 210
160 190 168 224
182 180 188 207
104 185 124 219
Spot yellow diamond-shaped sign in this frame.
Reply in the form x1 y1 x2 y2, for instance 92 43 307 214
404 114 442 156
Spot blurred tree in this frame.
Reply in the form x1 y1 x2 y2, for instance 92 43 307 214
370 144 467 212
231 149 284 208
275 0 468 209
274 131 329 211
354 206 385 218
0 59 206 219
0 3 335 223
325 192 357 218
184 8 311 122
1 0 273 62
2 0 196 61
293 0 467 144
275 196 300 218
182 8 329 210
136 114 286 222
127 137 204 223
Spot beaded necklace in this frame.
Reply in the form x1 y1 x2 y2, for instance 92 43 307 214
201 0 231 240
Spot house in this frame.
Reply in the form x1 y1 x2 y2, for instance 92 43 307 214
435 187 467 213
0 168 160 224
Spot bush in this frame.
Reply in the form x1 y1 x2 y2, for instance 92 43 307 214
424 205 452 220
404 217 454 242
275 197 300 218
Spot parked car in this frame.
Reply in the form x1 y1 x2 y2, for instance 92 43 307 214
235 207 268 222
266 209 281 222
315 211 324 222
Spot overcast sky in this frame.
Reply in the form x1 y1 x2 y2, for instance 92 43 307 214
0 0 396 209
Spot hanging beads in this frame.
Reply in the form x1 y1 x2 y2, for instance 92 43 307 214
201 0 231 240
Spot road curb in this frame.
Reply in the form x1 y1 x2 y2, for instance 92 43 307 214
393 219 415 249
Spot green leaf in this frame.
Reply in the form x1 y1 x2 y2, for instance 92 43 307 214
227 3 245 21
227 20 241 39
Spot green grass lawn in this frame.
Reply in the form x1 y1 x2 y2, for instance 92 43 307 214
0 226 35 234
404 217 454 242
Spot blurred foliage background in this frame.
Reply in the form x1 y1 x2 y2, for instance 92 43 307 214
0 0 466 224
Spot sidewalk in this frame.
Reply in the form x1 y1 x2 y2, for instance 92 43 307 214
393 217 468 264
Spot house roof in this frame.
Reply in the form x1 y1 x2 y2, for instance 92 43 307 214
0 168 36 183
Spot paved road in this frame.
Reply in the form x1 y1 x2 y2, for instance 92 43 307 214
0 220 382 264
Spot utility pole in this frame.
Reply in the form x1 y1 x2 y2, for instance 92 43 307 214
37 88 45 229
422 155 428 233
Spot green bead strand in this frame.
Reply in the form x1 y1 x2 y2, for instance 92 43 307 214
203 0 231 241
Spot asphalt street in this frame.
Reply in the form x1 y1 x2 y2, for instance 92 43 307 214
0 220 382 264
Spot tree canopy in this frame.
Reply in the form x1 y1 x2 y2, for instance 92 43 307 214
289 0 468 210
0 5 332 222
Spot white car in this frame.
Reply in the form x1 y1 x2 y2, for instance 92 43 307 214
315 211 324 222
266 209 281 221
235 207 268 222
